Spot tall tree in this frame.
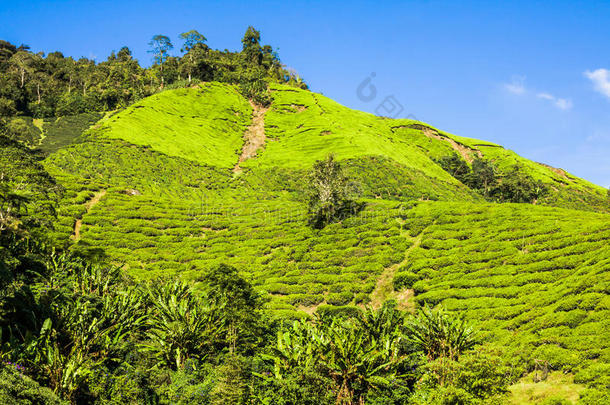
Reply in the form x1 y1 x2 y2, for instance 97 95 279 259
180 30 207 83
241 26 262 65
148 34 173 88
180 30 207 53
116 46 132 62
0 40 18 70
9 50 35 88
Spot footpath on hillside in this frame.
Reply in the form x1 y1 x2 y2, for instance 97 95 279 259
72 190 106 240
233 101 268 172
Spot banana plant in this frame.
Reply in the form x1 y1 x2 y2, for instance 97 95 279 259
262 306 414 405
10 254 148 401
142 280 226 370
404 305 478 361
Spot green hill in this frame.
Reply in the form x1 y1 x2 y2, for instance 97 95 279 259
39 81 610 402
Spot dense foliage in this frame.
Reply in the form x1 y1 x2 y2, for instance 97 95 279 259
0 26 305 119
1 28 609 403
306 155 364 228
436 153 549 203
0 169 512 403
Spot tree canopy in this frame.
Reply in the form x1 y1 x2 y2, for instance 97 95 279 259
0 27 307 118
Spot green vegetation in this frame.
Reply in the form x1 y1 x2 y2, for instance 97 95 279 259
97 83 251 166
0 364 65 405
396 200 610 401
306 155 363 228
436 153 549 203
0 27 304 119
1 28 609 404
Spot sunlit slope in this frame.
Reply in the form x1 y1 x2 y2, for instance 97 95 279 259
240 84 607 211
49 188 411 315
48 181 610 384
409 124 608 211
400 201 610 378
93 82 252 167
40 81 610 398
248 85 454 179
46 81 607 210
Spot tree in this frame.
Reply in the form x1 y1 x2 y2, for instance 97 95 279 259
241 26 262 66
490 166 547 203
0 29 303 117
201 263 264 355
262 305 415 405
148 35 173 88
306 155 362 229
75 58 95 98
435 154 470 182
179 30 207 84
412 345 511 404
143 280 226 370
0 40 18 70
209 354 250 405
116 46 132 62
470 156 497 197
180 30 207 53
9 50 35 88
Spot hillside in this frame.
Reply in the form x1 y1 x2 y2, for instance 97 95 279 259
44 82 609 299
31 81 610 402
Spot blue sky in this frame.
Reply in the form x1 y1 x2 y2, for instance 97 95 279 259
2 0 610 187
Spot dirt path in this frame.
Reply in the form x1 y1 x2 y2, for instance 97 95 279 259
72 190 106 240
370 229 424 311
233 101 268 172
399 123 482 163
32 118 46 145
538 162 568 178
420 126 482 163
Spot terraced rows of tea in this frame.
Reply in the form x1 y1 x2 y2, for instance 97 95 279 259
42 81 610 386
259 84 608 212
400 201 610 383
54 187 413 314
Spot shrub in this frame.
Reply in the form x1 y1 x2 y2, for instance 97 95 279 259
288 294 324 307
326 291 354 306
393 271 420 291
578 388 610 405
413 345 511 403
412 280 430 295
306 155 363 229
353 292 370 304
532 345 581 371
0 365 65 405
316 305 361 319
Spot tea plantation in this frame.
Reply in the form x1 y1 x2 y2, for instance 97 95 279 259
38 81 610 402
400 201 610 387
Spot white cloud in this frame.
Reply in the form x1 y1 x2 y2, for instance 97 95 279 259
536 93 572 110
554 98 573 110
586 130 610 143
584 68 610 98
504 76 526 94
503 75 572 111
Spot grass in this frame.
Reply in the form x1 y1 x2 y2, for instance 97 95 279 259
508 371 585 404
